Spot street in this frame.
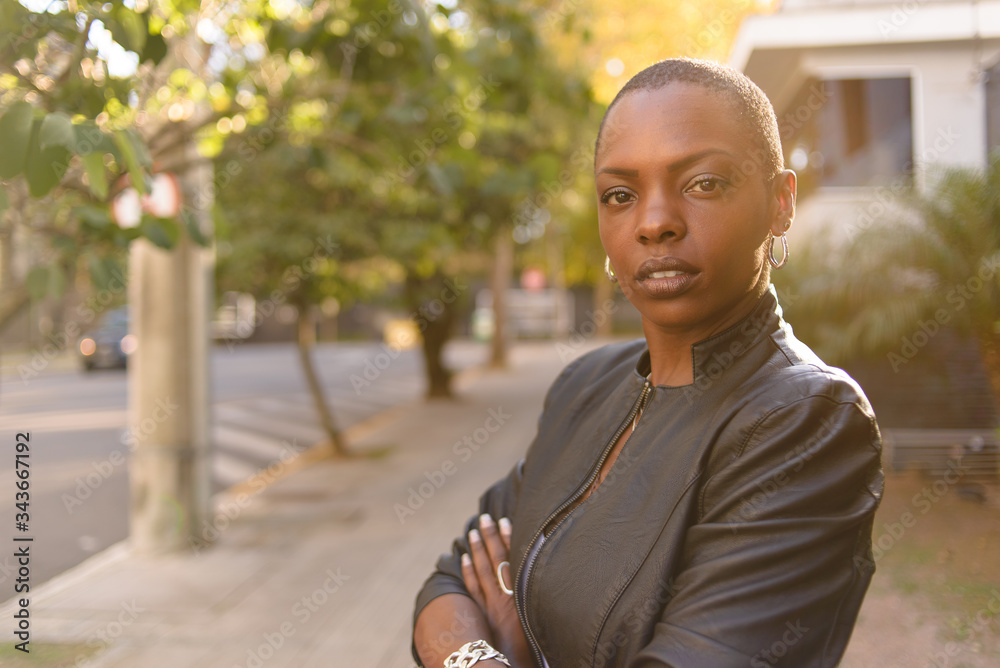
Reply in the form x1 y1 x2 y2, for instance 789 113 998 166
0 339 485 588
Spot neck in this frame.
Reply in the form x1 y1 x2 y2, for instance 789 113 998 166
641 284 771 387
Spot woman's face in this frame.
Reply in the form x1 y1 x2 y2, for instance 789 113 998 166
596 83 795 338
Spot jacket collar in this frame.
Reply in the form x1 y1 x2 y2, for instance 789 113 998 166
633 285 783 386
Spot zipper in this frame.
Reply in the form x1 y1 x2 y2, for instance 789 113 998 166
515 378 653 667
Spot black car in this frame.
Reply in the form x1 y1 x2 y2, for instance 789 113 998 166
79 307 135 370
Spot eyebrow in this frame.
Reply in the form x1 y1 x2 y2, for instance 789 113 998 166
597 148 737 177
596 167 639 176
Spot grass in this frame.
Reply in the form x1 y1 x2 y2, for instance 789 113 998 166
875 470 1000 648
0 642 101 667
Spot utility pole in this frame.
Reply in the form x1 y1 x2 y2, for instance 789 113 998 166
127 28 213 553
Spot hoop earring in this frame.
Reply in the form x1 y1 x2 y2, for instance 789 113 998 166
604 256 618 282
769 234 789 270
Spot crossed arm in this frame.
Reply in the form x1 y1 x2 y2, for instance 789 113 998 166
413 514 530 667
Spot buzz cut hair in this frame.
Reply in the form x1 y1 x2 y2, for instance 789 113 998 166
595 57 784 181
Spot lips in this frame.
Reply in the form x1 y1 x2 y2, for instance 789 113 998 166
634 256 700 298
635 256 699 281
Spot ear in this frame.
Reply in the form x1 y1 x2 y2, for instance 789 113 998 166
769 169 796 237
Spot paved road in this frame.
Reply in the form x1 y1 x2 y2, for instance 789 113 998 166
0 340 486 588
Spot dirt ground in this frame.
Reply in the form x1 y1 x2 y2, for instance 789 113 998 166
840 470 1000 668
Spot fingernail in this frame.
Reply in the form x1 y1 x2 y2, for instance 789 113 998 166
479 513 494 528
461 553 471 567
499 517 512 534
468 529 480 543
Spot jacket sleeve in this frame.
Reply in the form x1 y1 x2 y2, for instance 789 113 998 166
410 459 525 665
410 352 589 666
630 394 884 668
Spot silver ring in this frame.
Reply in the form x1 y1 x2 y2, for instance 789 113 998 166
496 560 513 596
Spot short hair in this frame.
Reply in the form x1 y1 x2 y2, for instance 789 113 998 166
595 58 783 180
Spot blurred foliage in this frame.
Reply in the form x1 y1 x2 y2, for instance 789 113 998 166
775 151 1000 403
212 0 606 395
0 0 779 338
545 0 779 104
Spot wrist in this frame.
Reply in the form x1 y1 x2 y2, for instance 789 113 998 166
443 639 511 667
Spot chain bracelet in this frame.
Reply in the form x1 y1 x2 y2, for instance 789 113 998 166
443 640 511 667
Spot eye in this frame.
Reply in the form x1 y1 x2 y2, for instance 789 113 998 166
600 187 635 206
686 176 727 194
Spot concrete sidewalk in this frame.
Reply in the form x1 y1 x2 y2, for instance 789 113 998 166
0 340 590 667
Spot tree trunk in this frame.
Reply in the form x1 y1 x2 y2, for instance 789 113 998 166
295 303 349 457
490 228 513 368
422 304 455 398
405 272 457 399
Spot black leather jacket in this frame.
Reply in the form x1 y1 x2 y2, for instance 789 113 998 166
413 288 884 667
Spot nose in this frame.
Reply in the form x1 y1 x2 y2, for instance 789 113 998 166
634 192 686 244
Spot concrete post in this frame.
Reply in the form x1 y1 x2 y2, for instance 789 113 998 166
127 140 213 553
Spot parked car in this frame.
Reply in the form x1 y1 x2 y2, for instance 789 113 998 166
79 307 135 371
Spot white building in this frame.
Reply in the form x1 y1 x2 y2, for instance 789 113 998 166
730 0 1000 240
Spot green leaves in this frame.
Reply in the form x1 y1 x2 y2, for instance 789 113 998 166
107 6 147 54
81 151 109 199
0 106 115 199
24 117 71 197
141 216 180 250
38 113 76 151
141 32 168 65
181 209 211 247
112 130 149 195
0 101 34 180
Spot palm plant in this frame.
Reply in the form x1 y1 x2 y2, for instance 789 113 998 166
774 151 1000 408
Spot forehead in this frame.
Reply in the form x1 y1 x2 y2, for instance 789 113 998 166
597 84 752 166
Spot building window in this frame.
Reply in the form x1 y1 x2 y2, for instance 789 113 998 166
782 77 913 191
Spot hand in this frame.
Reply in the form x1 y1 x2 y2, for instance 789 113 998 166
462 514 531 667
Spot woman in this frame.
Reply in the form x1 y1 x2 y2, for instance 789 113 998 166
412 58 883 668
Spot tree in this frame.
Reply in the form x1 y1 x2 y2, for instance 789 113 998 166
215 0 600 397
0 0 318 551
